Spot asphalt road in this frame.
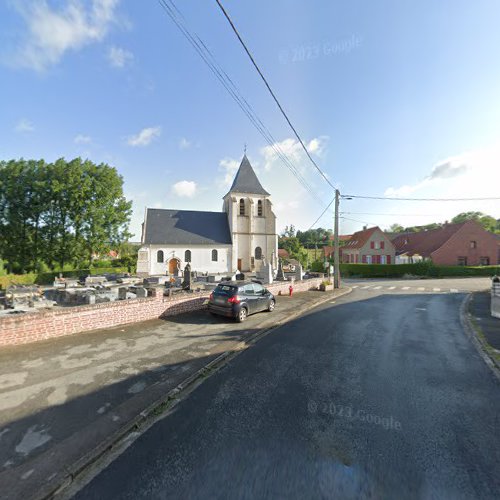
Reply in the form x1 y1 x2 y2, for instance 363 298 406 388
74 288 500 499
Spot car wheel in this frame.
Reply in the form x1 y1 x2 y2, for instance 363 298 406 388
268 299 275 312
237 307 247 322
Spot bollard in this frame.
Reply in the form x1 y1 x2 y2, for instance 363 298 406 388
289 284 293 297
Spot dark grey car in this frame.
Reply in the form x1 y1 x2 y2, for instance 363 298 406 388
208 281 275 322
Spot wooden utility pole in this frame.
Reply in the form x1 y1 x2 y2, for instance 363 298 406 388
334 189 340 288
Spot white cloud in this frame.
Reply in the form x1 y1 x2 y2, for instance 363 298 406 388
13 0 120 71
107 45 133 68
179 137 192 150
172 180 197 198
218 157 240 188
127 126 161 147
261 136 329 172
15 119 34 132
74 134 91 144
384 145 500 198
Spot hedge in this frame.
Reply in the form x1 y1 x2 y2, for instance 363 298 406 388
339 263 500 278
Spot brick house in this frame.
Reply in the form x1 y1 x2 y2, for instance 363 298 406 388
339 226 396 264
391 220 499 266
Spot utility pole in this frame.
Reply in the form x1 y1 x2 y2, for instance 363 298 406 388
334 189 340 288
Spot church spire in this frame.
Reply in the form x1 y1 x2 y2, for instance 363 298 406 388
227 154 270 196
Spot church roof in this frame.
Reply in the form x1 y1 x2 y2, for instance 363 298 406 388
143 209 232 245
227 155 270 196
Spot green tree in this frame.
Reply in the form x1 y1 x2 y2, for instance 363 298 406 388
0 158 132 273
451 211 497 232
389 223 404 233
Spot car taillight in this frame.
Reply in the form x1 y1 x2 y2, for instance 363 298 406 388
227 295 241 304
209 292 214 301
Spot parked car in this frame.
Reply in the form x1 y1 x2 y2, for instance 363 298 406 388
208 281 275 322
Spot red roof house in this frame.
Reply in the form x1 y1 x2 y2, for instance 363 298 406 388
391 220 499 266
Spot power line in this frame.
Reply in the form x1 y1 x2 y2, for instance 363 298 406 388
214 0 336 191
340 216 378 226
340 211 442 217
307 196 336 231
157 0 324 205
343 194 500 201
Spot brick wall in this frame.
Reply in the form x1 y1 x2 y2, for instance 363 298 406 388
0 278 324 347
431 221 499 266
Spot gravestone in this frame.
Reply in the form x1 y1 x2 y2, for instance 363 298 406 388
118 287 127 300
295 263 303 281
256 263 273 284
276 259 286 281
182 263 192 290
135 287 147 298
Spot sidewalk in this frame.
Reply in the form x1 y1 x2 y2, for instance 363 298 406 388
468 292 500 366
0 288 350 500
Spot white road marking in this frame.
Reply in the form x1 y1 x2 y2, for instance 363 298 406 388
330 301 336 304
388 286 396 290
351 285 359 289
373 286 382 290
401 287 410 290
417 287 425 291
433 288 441 292
416 308 427 311
450 289 459 293
361 286 371 289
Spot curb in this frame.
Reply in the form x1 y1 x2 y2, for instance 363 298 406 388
460 293 500 382
46 286 352 499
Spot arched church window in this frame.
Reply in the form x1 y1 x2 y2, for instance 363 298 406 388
157 250 164 263
185 250 191 262
239 198 245 216
212 249 218 262
257 200 263 216
255 247 262 260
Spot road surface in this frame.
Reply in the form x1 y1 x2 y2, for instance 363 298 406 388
74 285 500 499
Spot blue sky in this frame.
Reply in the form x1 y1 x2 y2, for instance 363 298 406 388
1 0 499 240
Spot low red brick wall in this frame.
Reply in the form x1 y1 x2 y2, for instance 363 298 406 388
0 278 323 347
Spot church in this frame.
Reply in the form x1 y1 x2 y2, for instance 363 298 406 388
136 155 278 276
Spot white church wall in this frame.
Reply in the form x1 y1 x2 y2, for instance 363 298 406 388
142 245 232 275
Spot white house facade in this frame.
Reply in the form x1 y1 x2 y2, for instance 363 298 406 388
136 155 278 276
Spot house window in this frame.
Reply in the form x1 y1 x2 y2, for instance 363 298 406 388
479 257 490 266
211 249 218 262
380 241 385 250
157 250 164 263
387 255 391 264
255 246 262 260
370 241 375 249
239 198 245 215
366 255 372 264
185 250 191 263
470 241 477 249
457 256 468 266
257 200 263 216
381 255 386 264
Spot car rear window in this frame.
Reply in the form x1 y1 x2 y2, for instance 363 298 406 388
214 285 237 296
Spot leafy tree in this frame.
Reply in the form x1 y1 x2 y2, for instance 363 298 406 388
0 158 132 273
389 223 404 233
452 211 497 232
